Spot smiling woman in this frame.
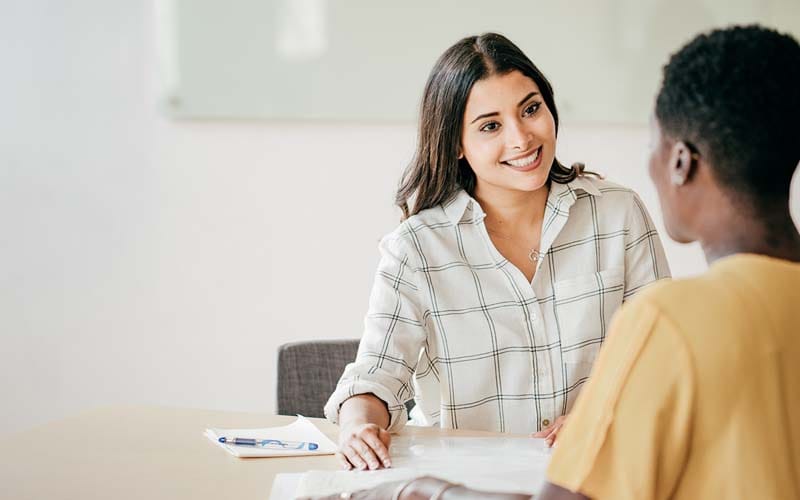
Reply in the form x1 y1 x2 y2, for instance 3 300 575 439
462 74 554 196
323 33 671 472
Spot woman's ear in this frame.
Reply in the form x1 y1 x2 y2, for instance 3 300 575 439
668 141 697 186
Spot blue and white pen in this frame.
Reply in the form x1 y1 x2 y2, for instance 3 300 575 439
218 437 319 450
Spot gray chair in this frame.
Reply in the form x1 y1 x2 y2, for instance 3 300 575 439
276 340 414 418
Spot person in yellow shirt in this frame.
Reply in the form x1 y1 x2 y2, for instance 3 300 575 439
311 23 800 500
536 23 800 500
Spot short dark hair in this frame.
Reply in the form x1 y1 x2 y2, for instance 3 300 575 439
396 33 580 219
655 25 800 208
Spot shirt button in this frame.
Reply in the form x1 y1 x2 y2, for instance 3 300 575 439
542 419 550 427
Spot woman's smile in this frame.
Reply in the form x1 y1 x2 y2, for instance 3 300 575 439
502 145 542 172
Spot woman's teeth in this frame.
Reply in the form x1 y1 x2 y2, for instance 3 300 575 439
505 148 540 167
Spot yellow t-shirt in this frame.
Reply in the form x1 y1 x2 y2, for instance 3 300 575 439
547 254 800 500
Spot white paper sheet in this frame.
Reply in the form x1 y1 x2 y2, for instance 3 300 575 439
270 473 305 500
205 415 337 458
292 435 552 498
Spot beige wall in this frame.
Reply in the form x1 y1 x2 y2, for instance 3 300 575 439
1 1 797 436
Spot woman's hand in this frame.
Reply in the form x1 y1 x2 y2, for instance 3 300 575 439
336 394 393 470
337 422 392 471
531 415 567 447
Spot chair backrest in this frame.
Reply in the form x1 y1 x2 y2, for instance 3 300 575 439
276 340 359 418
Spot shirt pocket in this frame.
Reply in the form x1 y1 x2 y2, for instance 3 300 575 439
553 267 625 368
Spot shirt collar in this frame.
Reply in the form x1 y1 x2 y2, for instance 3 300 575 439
443 190 484 225
443 176 602 225
548 176 603 208
566 176 603 197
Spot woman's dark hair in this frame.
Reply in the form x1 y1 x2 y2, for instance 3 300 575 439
396 33 586 219
655 25 800 210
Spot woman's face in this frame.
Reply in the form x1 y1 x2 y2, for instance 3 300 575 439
460 70 557 196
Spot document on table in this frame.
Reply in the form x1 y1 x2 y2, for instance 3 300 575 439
205 415 337 458
276 435 552 498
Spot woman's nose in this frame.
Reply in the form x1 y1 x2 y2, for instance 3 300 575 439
505 119 533 150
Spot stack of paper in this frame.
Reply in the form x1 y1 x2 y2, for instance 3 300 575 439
205 415 337 458
283 435 552 498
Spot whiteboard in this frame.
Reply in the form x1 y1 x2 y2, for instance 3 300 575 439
158 0 800 124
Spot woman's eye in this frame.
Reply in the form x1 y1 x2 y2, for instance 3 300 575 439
523 102 540 116
480 122 500 132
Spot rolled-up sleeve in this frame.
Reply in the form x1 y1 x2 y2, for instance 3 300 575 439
623 193 671 299
324 230 428 432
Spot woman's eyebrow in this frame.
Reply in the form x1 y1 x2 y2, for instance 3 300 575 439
469 91 541 124
517 91 539 106
470 111 499 124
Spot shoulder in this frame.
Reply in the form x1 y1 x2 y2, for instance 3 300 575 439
384 190 470 242
591 281 697 391
565 177 656 232
379 196 460 262
630 255 800 326
569 176 642 207
630 275 716 315
383 207 451 243
611 274 721 348
565 176 646 218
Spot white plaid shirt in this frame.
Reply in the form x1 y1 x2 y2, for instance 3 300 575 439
325 176 670 434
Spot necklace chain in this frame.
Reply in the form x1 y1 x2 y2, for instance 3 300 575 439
486 227 545 263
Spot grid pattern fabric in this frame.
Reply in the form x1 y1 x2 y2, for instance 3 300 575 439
325 176 670 433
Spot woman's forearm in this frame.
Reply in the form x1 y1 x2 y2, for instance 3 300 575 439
338 393 391 429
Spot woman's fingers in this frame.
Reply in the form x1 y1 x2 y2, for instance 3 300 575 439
532 415 567 441
341 439 383 470
338 423 394 471
341 445 367 470
351 439 383 470
362 431 392 468
544 416 567 447
531 425 552 438
377 427 392 448
532 421 554 437
336 451 353 470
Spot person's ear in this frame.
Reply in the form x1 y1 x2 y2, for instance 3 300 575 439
668 141 697 187
458 148 464 160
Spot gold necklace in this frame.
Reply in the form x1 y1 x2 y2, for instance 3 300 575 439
486 227 545 263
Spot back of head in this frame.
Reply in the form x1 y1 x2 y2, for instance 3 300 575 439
655 25 800 210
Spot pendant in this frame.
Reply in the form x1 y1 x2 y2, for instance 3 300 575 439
528 249 544 263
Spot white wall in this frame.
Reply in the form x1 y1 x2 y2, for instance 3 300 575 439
1 1 797 436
